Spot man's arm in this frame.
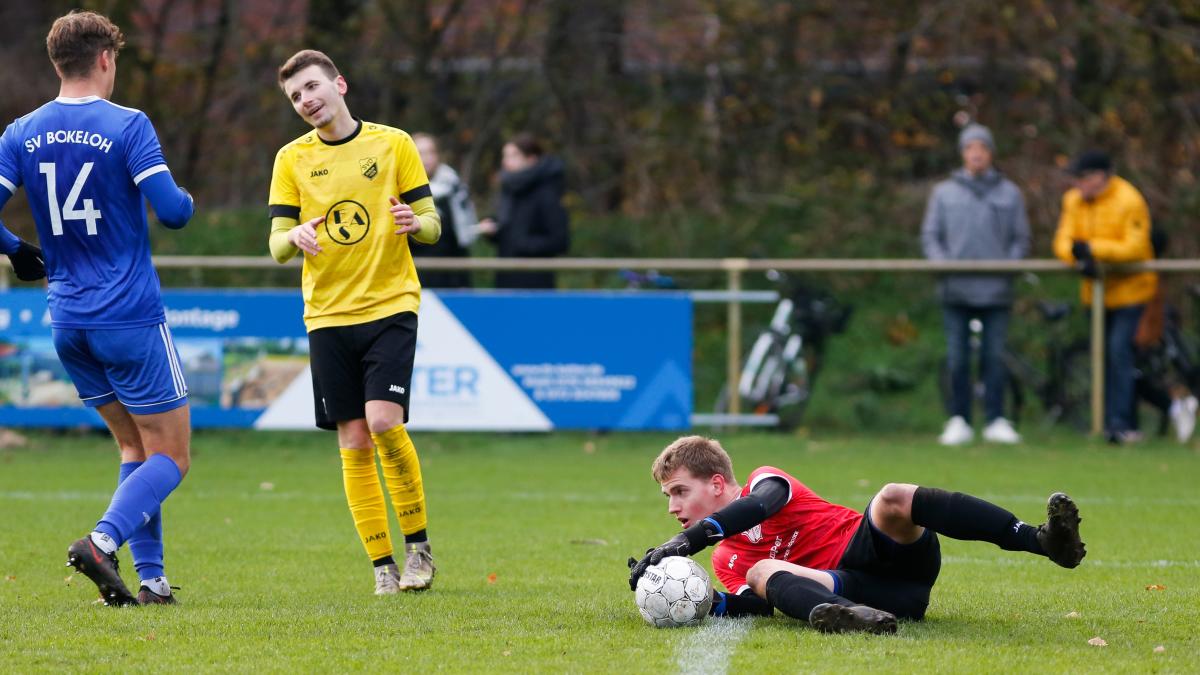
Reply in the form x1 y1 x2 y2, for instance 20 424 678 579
628 477 789 589
1051 192 1078 265
1009 189 1031 260
1088 195 1154 263
919 187 947 260
398 194 442 245
138 170 193 229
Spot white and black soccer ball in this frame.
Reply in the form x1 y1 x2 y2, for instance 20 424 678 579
634 556 713 628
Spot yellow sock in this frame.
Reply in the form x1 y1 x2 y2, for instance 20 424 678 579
372 425 428 536
339 447 393 561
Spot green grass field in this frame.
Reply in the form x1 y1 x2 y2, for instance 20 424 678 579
1 429 1197 673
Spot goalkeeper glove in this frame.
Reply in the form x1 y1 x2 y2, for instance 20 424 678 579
7 240 45 281
627 518 725 591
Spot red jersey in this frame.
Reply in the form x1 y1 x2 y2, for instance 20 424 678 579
711 466 863 593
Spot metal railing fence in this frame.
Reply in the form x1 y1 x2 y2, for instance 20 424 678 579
8 255 1200 434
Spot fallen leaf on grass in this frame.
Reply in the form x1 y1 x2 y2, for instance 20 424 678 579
137 633 156 641
63 576 73 585
4 575 15 582
1145 584 1166 591
259 482 275 491
1153 645 1165 654
486 573 497 584
1087 637 1107 647
1064 611 1081 618
502 650 511 657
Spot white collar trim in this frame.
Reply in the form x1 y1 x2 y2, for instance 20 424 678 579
55 95 102 104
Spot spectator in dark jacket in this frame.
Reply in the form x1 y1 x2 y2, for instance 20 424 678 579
478 133 570 289
921 123 1031 446
410 133 477 288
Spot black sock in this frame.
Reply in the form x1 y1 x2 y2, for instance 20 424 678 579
910 487 1043 555
764 572 855 622
404 529 428 544
372 555 395 568
711 590 774 617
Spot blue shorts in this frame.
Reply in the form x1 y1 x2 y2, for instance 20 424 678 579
52 322 189 415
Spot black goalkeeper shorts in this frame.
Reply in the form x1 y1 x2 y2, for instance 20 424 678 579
829 499 942 620
307 311 417 430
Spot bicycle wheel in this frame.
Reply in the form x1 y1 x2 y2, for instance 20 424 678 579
772 342 812 431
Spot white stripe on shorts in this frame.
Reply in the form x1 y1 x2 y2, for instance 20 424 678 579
158 323 186 397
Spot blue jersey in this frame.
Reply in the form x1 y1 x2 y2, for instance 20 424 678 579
0 96 172 328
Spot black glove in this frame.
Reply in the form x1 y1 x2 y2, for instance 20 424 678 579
1070 240 1097 279
8 240 45 281
627 532 691 591
627 517 728 591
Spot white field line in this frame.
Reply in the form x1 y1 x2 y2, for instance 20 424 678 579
942 555 1200 569
675 617 753 675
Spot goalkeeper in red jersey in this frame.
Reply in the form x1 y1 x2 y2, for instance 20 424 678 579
628 436 1086 634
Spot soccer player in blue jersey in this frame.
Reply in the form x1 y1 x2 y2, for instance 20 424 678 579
0 10 195 606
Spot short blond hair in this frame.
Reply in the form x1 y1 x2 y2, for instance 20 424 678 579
651 435 735 483
46 10 125 79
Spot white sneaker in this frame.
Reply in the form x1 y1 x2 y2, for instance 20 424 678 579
938 416 974 446
1169 395 1197 443
374 563 401 595
982 417 1021 444
397 542 436 591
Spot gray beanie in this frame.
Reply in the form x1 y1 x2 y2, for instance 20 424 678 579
958 123 995 152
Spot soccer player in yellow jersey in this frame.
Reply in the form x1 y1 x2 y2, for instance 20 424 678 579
268 49 441 594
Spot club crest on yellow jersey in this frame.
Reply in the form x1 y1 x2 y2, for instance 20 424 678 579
359 157 378 180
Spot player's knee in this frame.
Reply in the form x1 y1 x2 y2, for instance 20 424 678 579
366 409 405 434
746 560 783 597
873 483 916 521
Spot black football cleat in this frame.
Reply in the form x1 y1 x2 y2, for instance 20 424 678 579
66 537 138 607
137 585 178 605
809 603 898 635
1037 492 1086 568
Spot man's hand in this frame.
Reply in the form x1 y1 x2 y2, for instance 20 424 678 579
627 532 691 591
1071 240 1098 278
287 216 325 256
8 240 45 281
389 196 421 236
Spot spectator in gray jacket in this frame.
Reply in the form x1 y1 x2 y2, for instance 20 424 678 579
921 123 1031 446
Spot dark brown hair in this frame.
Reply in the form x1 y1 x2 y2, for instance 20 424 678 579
46 10 125 80
278 49 340 88
651 436 735 483
507 132 544 158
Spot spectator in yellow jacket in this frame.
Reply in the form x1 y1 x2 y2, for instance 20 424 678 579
1052 150 1157 444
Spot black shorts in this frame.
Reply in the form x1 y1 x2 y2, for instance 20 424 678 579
829 499 942 620
307 312 417 431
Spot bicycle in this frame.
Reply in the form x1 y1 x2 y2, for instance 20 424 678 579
714 272 851 430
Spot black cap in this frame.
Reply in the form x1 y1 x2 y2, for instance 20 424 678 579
1068 150 1112 176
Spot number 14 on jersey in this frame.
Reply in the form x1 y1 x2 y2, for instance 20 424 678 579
39 161 102 235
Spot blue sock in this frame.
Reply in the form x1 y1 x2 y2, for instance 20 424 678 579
95 454 181 549
118 461 165 581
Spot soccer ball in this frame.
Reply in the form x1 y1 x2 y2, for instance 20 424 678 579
634 556 713 628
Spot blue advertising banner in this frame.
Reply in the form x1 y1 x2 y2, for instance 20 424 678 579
0 289 692 431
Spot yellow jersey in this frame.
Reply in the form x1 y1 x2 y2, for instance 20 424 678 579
268 120 438 331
